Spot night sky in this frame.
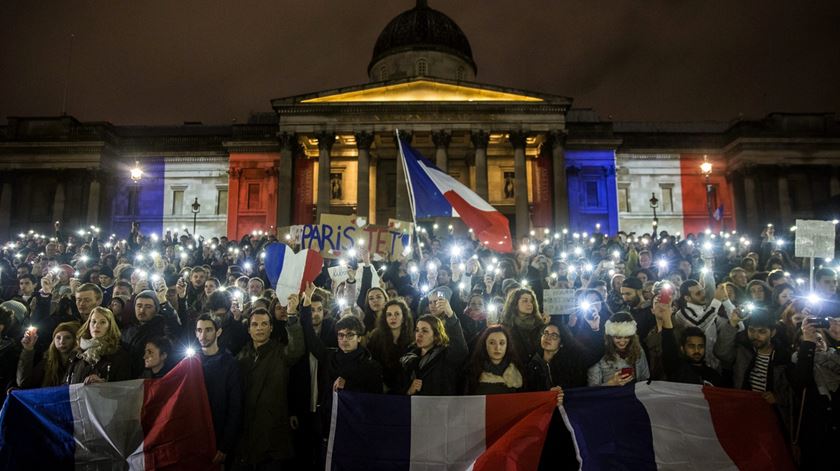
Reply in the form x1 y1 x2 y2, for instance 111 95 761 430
2 0 839 125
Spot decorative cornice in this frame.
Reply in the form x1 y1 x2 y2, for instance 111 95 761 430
431 130 452 148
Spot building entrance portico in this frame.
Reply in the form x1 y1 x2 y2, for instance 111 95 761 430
271 78 573 239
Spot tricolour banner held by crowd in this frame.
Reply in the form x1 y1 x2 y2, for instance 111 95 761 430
0 357 217 470
398 135 513 253
560 381 795 471
326 390 557 471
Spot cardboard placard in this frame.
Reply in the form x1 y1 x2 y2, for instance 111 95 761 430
542 288 577 316
295 214 414 260
794 219 836 259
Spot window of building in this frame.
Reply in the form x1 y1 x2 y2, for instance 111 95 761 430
416 58 428 76
503 171 515 199
127 187 139 216
172 189 184 215
378 65 388 81
618 185 631 212
216 188 228 215
585 181 600 207
456 66 465 81
660 185 674 212
247 183 261 209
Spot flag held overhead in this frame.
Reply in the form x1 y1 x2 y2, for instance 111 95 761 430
398 135 513 252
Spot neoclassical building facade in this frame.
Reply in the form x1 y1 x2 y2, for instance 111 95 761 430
2 1 839 241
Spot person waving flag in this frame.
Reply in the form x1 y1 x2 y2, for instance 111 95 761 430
397 133 513 252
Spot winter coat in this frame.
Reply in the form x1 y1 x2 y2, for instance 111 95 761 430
367 328 411 394
660 327 724 386
587 349 650 386
121 309 182 377
0 336 21 398
525 325 603 390
200 349 243 455
400 315 468 395
64 345 133 384
236 318 304 465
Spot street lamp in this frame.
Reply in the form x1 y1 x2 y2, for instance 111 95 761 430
129 161 143 182
649 192 659 237
700 155 714 228
191 198 201 235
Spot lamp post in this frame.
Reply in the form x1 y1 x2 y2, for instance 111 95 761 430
700 155 714 229
129 161 143 182
649 192 659 237
191 198 201 235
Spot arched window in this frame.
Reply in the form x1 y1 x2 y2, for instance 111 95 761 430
456 66 465 81
378 65 388 81
416 58 428 76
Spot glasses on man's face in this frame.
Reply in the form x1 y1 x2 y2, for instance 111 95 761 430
541 331 560 340
337 332 358 340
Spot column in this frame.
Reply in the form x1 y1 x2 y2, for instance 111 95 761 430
549 130 569 230
52 180 66 224
315 131 335 219
395 130 412 221
777 168 793 226
742 167 759 231
355 131 375 220
470 130 489 200
277 133 296 227
830 169 840 196
86 170 101 226
432 130 451 172
0 176 12 241
509 131 531 239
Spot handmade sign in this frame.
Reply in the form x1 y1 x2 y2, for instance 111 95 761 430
296 214 414 260
542 288 577 316
263 243 324 306
794 219 836 259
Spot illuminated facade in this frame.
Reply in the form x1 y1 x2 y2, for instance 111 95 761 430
1 1 839 241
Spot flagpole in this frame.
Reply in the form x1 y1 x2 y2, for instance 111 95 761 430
395 129 424 259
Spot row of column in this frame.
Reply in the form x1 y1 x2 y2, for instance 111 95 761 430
275 130 570 238
0 171 102 240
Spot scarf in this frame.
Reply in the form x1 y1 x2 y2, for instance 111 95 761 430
334 347 365 371
465 307 487 322
79 337 104 366
478 362 523 389
678 302 720 370
813 350 840 397
512 313 540 331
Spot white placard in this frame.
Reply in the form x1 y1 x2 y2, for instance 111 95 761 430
794 219 836 259
543 288 577 316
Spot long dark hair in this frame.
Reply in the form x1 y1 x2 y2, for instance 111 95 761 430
370 299 413 346
465 324 524 393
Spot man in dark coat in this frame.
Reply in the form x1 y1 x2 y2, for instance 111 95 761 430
236 309 304 469
121 290 181 377
195 314 242 468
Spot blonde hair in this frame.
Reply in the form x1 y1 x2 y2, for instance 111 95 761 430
78 307 122 355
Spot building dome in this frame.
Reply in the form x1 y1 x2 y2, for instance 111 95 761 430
368 1 477 82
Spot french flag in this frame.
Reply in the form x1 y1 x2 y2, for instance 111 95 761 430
398 135 513 253
326 390 557 470
560 381 795 470
0 358 217 470
264 243 324 306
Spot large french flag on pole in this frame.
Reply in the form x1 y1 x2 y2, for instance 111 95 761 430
0 357 217 470
326 390 557 471
398 135 513 253
560 381 796 470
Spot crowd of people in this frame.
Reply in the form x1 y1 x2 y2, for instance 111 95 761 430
0 220 838 469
